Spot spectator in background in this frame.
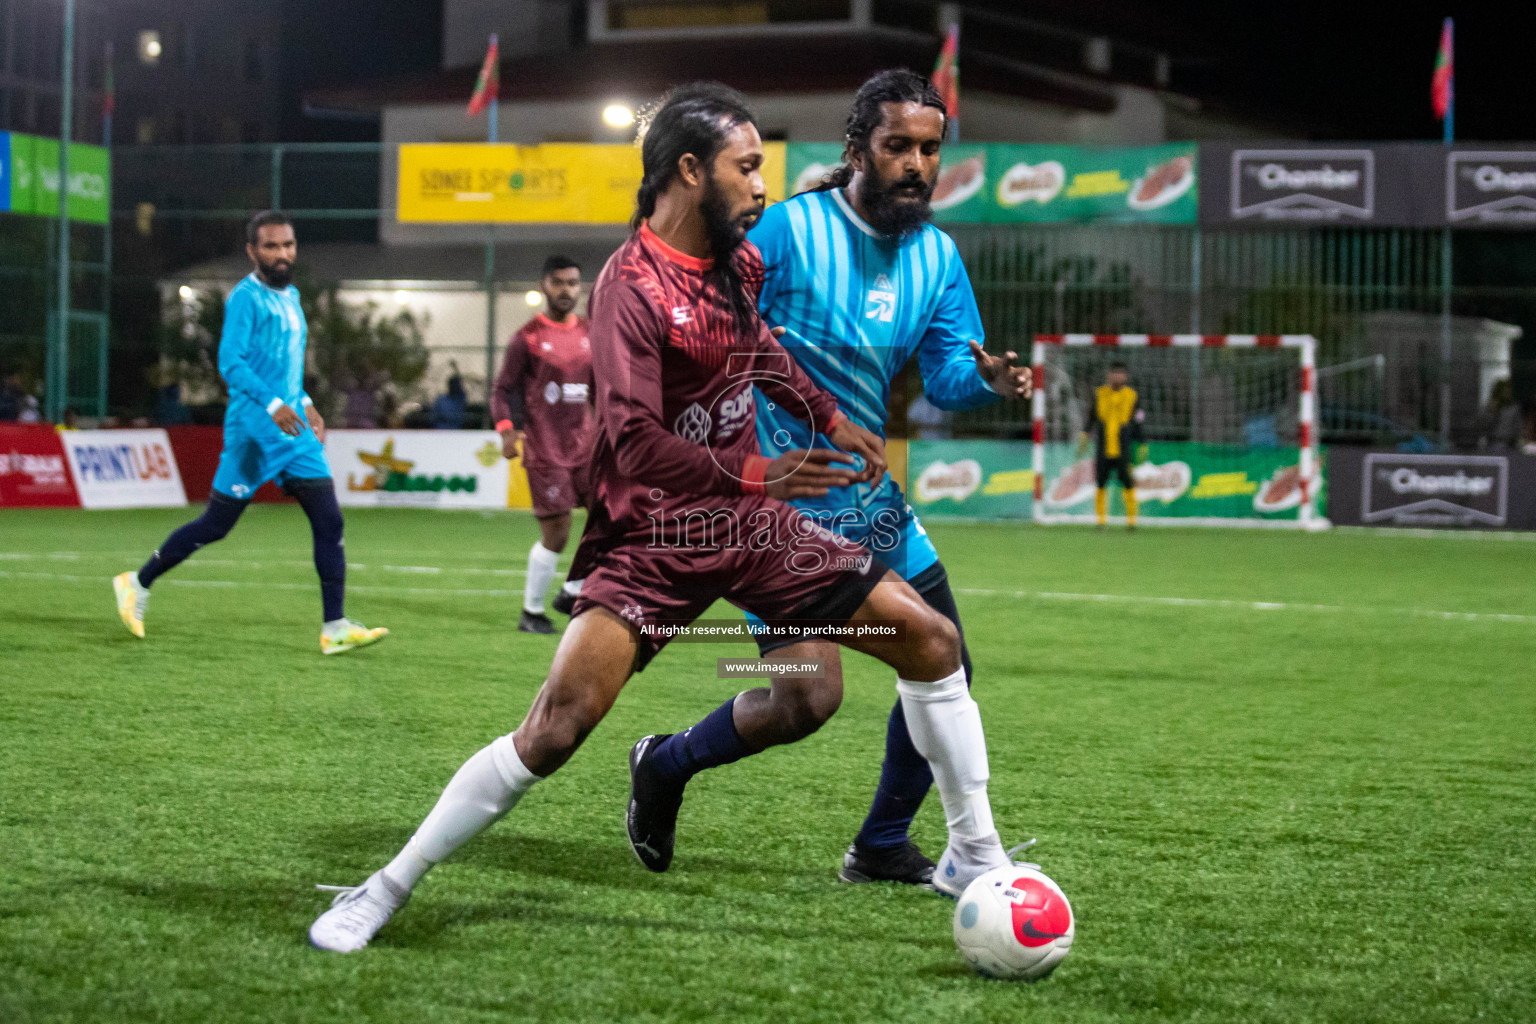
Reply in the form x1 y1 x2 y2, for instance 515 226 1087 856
906 393 952 440
156 383 193 425
0 372 24 420
432 360 467 429
1481 379 1523 451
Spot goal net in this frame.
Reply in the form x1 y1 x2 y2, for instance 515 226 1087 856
1030 334 1326 529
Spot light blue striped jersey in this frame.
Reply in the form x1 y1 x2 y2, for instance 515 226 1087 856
218 273 311 440
747 187 996 572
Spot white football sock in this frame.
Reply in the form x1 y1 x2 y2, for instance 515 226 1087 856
524 542 559 614
561 577 583 596
896 667 997 844
382 733 542 893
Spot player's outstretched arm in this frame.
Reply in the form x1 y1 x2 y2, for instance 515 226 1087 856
915 252 1007 411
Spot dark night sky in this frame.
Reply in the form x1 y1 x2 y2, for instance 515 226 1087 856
279 1 1531 143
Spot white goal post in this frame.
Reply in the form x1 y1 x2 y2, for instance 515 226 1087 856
1029 333 1327 530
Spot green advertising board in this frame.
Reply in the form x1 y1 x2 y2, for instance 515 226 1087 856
4 132 110 225
782 142 1197 226
907 439 1035 519
906 439 1326 523
1037 442 1325 523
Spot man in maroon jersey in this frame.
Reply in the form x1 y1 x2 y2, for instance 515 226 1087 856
309 83 1015 953
491 255 594 634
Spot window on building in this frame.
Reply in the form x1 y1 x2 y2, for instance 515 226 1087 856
243 39 261 82
137 29 161 65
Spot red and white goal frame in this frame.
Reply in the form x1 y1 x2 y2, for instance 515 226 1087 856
1030 333 1324 530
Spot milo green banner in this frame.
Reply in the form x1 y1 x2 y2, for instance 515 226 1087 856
907 440 1035 519
783 142 1196 225
907 440 1325 523
3 132 111 225
1038 442 1325 524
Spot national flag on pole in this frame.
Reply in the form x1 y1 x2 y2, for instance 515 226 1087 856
467 34 499 116
1432 18 1453 121
932 22 960 142
102 41 115 117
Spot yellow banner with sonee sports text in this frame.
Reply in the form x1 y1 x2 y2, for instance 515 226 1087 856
397 142 785 224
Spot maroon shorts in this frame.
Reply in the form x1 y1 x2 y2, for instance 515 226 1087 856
571 509 887 671
525 460 591 518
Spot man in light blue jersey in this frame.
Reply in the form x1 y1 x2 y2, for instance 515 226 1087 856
626 71 1032 896
113 211 387 655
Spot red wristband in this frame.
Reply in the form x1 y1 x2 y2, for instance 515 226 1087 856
825 409 847 433
741 455 770 494
495 419 514 433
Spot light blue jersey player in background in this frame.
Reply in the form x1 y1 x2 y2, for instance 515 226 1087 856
636 71 1032 893
114 211 387 656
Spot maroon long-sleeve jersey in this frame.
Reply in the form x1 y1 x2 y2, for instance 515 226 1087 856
490 313 594 472
585 223 845 543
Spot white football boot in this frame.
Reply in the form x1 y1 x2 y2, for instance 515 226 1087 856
931 836 1038 899
308 870 408 952
113 571 149 638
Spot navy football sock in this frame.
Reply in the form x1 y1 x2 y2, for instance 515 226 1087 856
138 492 248 587
648 698 751 788
855 564 974 851
855 699 937 850
288 479 346 622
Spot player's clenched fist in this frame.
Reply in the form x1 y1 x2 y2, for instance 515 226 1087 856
499 428 524 461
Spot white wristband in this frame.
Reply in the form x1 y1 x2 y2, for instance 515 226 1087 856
301 396 315 408
266 397 285 414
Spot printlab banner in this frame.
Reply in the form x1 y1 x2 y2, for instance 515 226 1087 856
398 143 785 224
325 430 511 508
0 131 111 224
785 142 1198 225
1038 442 1324 522
60 429 187 509
1325 447 1536 529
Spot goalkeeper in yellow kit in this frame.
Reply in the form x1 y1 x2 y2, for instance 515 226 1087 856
1078 362 1147 528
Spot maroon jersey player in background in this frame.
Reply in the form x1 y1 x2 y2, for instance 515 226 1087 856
309 82 1016 953
491 255 595 634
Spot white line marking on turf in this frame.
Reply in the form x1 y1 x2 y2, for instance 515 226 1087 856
953 587 1536 625
5 568 1530 625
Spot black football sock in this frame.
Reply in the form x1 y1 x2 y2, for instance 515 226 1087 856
288 479 346 622
137 492 248 587
648 698 752 788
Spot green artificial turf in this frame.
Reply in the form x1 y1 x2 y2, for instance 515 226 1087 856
1 507 1532 1023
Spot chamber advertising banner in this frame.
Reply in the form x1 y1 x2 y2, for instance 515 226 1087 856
325 430 510 508
1325 447 1536 529
785 142 1198 225
905 440 1034 519
1199 142 1536 228
1038 442 1324 523
0 425 80 508
60 429 187 509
